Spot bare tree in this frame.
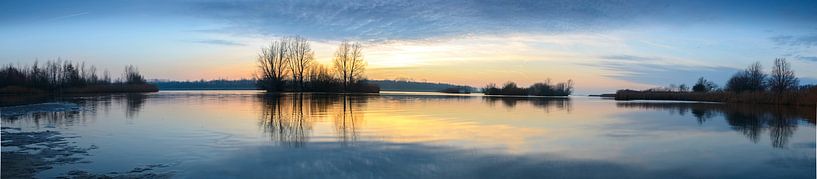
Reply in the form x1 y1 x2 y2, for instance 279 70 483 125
678 84 689 92
745 62 767 91
258 37 291 91
287 36 314 91
692 77 718 92
727 62 767 92
332 41 366 90
123 65 145 84
768 58 798 93
102 70 111 84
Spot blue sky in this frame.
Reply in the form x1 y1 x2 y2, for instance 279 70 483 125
1 0 815 94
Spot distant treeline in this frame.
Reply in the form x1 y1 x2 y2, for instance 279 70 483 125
1 60 157 94
616 58 816 106
367 80 476 92
151 79 258 90
150 79 477 92
483 80 574 96
256 36 378 93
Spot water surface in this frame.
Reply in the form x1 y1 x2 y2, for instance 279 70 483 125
1 91 814 178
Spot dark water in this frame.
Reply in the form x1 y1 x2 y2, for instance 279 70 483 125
1 91 815 178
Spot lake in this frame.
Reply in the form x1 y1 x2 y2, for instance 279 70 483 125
1 91 815 178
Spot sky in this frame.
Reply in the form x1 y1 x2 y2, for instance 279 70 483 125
1 0 816 94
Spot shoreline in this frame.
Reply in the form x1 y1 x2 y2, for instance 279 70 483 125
0 84 159 95
613 90 817 107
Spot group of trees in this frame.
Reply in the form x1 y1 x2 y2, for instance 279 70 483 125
256 36 377 93
644 84 692 92
647 58 803 94
722 58 800 93
692 77 718 92
0 60 147 92
483 80 574 96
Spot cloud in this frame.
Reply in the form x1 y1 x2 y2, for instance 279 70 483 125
770 34 817 47
183 0 817 41
796 56 817 62
188 39 245 46
50 12 89 21
587 55 740 86
599 55 661 62
4 0 816 42
182 0 657 41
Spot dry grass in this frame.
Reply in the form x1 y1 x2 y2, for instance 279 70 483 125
0 84 158 94
615 88 817 106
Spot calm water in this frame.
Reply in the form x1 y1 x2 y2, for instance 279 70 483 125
1 91 815 178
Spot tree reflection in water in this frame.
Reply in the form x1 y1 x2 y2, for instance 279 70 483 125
616 102 814 148
123 94 147 119
482 96 572 113
1 93 149 128
335 95 365 144
258 94 369 147
258 94 575 147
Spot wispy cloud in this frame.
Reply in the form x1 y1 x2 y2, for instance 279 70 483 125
187 39 245 46
184 0 817 41
50 12 89 21
797 56 817 62
185 0 657 41
599 55 661 62
770 34 817 47
587 55 740 86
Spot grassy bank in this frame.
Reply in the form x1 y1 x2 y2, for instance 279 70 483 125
0 84 158 94
614 88 817 106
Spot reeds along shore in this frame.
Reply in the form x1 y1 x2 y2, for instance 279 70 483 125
614 59 815 106
0 60 158 94
614 88 817 107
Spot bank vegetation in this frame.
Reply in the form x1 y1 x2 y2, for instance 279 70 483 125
615 58 815 106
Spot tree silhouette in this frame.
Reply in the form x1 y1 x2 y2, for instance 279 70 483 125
332 41 366 90
726 62 767 93
287 36 314 91
767 58 798 94
257 37 292 92
692 77 718 92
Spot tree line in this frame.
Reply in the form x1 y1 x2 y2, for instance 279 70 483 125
151 79 257 90
616 58 815 106
256 36 378 93
483 79 574 96
1 60 151 93
643 58 805 94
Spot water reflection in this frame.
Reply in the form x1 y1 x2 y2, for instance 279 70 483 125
1 92 814 178
0 93 150 128
258 94 370 146
123 94 147 119
616 102 815 148
482 96 572 112
259 94 311 147
334 96 366 144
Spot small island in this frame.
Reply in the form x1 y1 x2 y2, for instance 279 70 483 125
483 80 574 96
254 36 379 93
